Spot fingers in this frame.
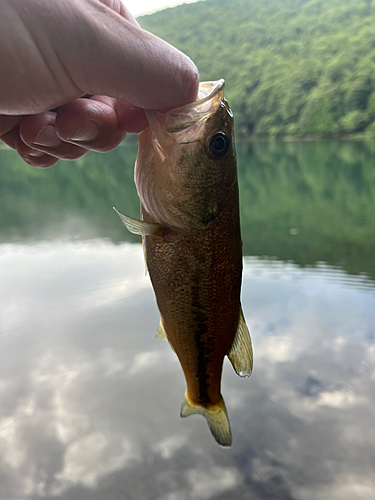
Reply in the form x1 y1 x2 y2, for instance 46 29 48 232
0 0 198 115
1 124 59 168
0 95 149 168
1 0 199 114
54 97 127 152
114 100 148 133
1 112 87 167
0 115 23 136
15 132 60 169
0 0 200 169
20 112 89 162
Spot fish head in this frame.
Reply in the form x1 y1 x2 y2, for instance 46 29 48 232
136 80 237 231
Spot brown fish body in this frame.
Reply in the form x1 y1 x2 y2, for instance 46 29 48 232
142 176 242 407
115 81 252 446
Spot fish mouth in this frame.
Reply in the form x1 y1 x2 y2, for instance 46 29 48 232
145 80 227 140
189 80 225 110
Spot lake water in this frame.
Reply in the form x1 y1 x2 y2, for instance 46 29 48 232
0 140 374 500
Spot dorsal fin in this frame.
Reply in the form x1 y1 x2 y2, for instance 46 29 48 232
227 307 253 377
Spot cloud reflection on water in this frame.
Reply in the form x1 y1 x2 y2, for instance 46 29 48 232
0 240 374 499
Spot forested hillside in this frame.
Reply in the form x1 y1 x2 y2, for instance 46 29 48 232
140 0 375 139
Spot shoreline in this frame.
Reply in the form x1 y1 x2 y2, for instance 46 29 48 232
236 132 375 143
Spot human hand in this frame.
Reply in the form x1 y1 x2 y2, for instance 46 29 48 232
0 0 199 168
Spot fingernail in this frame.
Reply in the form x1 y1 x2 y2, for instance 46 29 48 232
29 150 45 157
34 125 62 147
70 121 99 142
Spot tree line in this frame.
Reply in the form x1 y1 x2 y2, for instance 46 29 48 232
140 0 375 139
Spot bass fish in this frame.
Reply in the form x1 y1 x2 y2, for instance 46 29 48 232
114 80 253 447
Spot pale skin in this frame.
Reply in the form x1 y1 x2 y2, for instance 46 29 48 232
0 0 199 168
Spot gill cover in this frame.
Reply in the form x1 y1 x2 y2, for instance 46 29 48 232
134 80 235 231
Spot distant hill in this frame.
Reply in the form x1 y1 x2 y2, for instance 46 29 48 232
140 0 375 139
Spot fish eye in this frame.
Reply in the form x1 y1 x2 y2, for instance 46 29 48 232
207 131 230 158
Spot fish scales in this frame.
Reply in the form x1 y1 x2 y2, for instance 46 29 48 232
114 80 253 447
142 180 242 406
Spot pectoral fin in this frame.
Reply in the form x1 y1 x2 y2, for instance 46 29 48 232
113 207 165 236
180 392 232 447
227 307 253 377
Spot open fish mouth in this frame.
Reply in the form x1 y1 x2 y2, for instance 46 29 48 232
145 80 229 143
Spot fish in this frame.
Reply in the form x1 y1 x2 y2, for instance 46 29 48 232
114 80 253 447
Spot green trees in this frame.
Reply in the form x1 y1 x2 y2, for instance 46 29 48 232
140 0 375 139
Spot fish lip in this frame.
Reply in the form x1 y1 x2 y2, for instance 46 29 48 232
173 79 225 113
145 80 226 136
150 80 225 116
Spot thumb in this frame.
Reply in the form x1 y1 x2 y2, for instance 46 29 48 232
59 0 200 110
0 0 199 114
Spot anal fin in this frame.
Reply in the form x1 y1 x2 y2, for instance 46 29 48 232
155 318 175 352
227 307 253 377
113 207 165 236
155 318 168 340
142 237 147 276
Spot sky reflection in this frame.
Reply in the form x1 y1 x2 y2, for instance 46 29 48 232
0 240 374 499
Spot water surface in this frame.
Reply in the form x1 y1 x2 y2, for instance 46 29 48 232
0 141 374 499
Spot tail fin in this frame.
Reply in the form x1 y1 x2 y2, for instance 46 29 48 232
180 392 232 447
